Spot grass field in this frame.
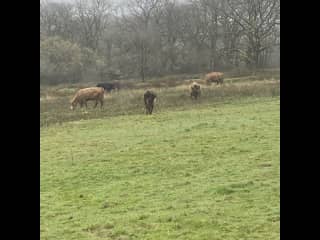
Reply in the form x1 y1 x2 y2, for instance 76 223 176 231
40 70 279 127
40 94 280 239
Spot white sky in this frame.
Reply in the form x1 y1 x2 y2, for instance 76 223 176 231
46 0 186 3
47 0 126 2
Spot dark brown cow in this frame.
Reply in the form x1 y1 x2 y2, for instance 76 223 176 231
190 82 201 100
70 87 104 110
144 90 157 115
205 72 224 85
96 82 120 92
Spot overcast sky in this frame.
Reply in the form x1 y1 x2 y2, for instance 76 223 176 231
46 0 186 3
47 0 74 2
47 0 126 2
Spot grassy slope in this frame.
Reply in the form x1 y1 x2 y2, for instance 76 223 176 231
40 96 279 240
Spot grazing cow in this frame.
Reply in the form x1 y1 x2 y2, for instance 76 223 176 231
96 82 120 92
190 82 201 100
144 90 157 115
204 72 224 85
70 87 104 110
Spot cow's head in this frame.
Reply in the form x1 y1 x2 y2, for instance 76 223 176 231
70 100 76 110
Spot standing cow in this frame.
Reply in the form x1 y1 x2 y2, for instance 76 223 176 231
144 90 157 115
204 72 224 85
96 82 120 92
70 87 104 110
190 82 201 100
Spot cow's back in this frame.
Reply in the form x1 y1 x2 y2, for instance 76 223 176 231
96 82 117 91
77 87 104 100
205 72 224 83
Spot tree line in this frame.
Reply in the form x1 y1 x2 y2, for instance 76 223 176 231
40 0 280 85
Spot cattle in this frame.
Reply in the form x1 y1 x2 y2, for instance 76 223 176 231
190 82 201 100
204 72 224 85
144 90 157 115
96 82 120 92
70 87 104 110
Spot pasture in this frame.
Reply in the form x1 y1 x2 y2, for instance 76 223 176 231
40 71 280 239
40 70 279 127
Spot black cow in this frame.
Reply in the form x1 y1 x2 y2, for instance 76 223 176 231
96 82 120 92
144 90 157 115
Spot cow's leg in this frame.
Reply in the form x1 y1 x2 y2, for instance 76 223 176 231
84 101 88 109
100 99 104 109
147 101 153 114
150 104 154 114
94 100 98 108
145 100 150 114
80 101 83 108
146 103 151 114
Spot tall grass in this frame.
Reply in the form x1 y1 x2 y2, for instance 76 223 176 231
40 73 280 127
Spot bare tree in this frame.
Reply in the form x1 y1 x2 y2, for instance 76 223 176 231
40 0 280 84
40 1 78 41
124 0 162 81
75 0 112 50
224 0 280 69
155 0 183 73
195 0 222 71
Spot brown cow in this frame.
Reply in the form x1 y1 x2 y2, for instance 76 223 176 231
190 82 201 100
204 72 224 85
70 87 104 110
144 90 157 115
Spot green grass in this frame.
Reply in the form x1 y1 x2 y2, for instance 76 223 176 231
40 96 280 240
